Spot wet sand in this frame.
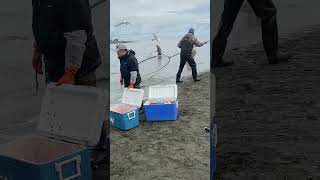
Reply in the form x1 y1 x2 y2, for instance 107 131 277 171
214 27 320 179
111 73 210 180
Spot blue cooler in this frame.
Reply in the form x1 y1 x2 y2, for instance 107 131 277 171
144 84 178 121
0 84 107 180
110 88 144 130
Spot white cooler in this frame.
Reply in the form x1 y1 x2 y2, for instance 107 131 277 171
0 84 107 180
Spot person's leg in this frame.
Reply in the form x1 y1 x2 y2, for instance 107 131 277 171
187 57 200 82
212 0 244 68
247 0 278 55
248 0 289 63
176 55 187 83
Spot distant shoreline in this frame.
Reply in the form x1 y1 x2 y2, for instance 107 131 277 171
110 40 136 44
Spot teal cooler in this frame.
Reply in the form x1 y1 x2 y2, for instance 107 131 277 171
110 88 144 130
144 84 178 121
0 84 107 180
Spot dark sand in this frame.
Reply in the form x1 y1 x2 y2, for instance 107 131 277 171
111 73 210 180
214 27 320 179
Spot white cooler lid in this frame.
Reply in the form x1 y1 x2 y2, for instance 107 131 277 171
37 83 107 147
121 88 144 107
148 84 178 99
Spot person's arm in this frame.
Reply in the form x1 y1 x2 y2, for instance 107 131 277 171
56 30 87 85
193 36 208 47
178 38 182 48
128 56 139 88
130 71 137 86
32 40 43 74
64 30 87 70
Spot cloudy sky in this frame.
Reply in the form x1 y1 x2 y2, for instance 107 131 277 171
110 0 210 41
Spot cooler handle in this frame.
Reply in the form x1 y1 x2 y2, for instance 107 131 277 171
55 155 81 180
110 117 115 124
127 111 136 120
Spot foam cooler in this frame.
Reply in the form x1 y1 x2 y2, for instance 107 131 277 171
144 84 178 121
0 84 107 180
110 88 144 130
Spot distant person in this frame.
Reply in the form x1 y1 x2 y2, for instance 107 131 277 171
176 28 208 83
156 44 162 56
116 44 142 89
212 0 290 68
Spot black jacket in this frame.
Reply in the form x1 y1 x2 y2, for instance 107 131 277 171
32 0 92 50
32 0 101 79
119 50 142 87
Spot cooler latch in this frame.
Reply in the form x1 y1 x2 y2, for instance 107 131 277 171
55 155 82 180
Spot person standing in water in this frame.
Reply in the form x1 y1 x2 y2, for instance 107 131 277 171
176 28 208 83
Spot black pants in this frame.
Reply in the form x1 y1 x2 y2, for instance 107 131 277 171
176 54 198 81
211 0 279 68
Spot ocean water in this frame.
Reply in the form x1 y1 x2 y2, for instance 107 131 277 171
110 36 210 104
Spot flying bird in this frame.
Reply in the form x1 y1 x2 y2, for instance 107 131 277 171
114 21 131 27
152 33 160 42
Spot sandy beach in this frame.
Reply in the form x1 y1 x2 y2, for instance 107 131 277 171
214 26 320 179
111 72 210 180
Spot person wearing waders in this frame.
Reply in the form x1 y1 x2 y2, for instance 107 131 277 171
156 44 162 56
116 44 142 89
31 0 108 164
176 28 208 83
211 0 290 68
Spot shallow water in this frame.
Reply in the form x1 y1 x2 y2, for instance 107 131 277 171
110 36 210 104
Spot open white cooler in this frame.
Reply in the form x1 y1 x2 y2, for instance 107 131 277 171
0 84 107 180
110 88 144 130
144 84 178 121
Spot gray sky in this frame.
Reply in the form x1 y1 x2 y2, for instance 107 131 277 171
110 0 210 40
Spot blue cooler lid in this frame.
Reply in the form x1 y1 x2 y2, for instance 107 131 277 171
148 84 177 99
37 83 108 147
121 88 144 107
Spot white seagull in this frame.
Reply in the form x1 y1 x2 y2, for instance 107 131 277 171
152 33 160 42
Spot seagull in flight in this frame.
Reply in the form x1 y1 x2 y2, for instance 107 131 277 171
152 33 160 42
114 21 131 27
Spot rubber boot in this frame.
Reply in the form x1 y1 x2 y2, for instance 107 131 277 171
176 72 183 83
268 51 290 64
216 58 234 67
192 68 201 82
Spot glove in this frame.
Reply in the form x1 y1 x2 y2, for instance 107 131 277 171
32 48 43 74
128 83 134 89
56 64 78 86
